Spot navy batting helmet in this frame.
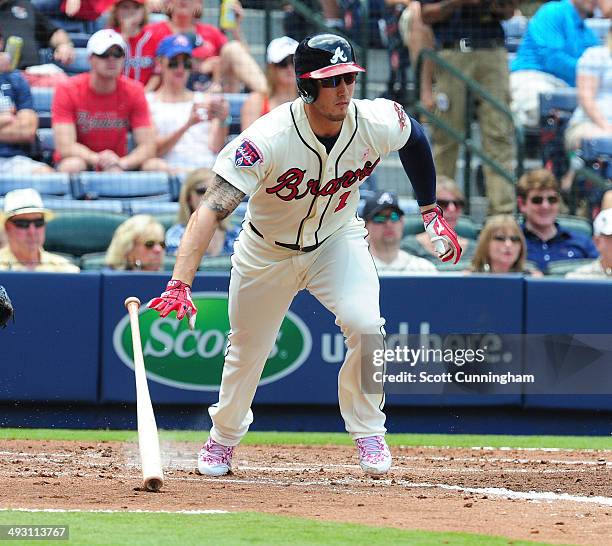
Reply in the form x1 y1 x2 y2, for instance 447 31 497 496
294 33 365 104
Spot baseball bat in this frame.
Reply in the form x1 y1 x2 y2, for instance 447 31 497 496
124 297 164 492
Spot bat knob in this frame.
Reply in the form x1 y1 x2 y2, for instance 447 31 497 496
144 477 163 492
124 297 142 310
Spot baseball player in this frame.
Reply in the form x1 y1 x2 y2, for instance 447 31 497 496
149 33 462 476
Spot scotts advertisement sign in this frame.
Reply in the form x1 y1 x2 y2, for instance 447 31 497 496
113 293 312 391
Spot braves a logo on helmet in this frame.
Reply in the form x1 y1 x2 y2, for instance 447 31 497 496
235 138 263 168
330 47 348 64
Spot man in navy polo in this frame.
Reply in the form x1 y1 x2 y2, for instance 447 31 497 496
517 168 598 271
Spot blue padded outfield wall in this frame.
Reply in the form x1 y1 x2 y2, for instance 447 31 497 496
1 272 611 432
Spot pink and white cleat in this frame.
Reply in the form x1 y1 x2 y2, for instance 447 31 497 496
197 437 235 476
355 435 392 475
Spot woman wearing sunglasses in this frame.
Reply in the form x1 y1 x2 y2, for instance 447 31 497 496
241 36 299 131
403 176 474 267
165 168 237 256
470 215 540 275
146 34 230 173
105 214 166 271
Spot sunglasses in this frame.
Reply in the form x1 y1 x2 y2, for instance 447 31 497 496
168 57 193 70
529 195 559 205
492 235 521 243
319 73 358 88
274 55 293 68
9 217 46 229
142 240 166 249
95 49 125 59
438 198 465 209
194 187 207 195
371 211 402 224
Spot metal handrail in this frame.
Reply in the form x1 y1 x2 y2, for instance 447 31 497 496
410 48 525 210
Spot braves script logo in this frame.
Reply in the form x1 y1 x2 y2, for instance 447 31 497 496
330 47 348 64
235 139 263 168
394 102 408 131
266 158 380 201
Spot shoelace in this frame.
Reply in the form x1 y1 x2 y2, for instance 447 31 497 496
201 440 233 464
356 437 387 461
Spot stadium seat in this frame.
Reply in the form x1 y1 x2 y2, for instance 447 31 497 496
556 215 593 237
128 201 180 216
546 258 596 276
580 137 612 161
39 47 91 74
225 93 249 136
31 87 54 113
73 172 174 201
80 252 177 270
502 15 527 53
45 212 128 256
200 255 233 271
42 197 125 214
0 173 71 198
402 215 481 239
34 128 55 164
585 18 610 45
68 32 93 48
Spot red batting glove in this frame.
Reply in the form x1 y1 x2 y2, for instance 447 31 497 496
148 279 198 330
422 205 462 264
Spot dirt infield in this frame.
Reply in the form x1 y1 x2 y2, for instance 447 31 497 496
1 439 611 545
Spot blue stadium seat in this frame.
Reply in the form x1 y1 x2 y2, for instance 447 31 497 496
68 32 93 48
39 47 91 74
128 201 180 216
0 173 71 198
42 197 125 214
585 18 610 45
31 87 54 112
34 128 55 164
73 172 174 201
581 137 612 161
539 89 578 116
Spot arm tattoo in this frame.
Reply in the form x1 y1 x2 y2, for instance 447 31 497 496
202 175 246 220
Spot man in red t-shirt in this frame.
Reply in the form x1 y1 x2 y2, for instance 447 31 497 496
51 29 167 173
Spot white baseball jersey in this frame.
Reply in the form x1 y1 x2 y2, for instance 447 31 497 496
213 97 412 250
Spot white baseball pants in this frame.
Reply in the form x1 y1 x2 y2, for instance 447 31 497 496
208 219 386 446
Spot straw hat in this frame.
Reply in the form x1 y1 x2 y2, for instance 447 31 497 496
0 188 55 226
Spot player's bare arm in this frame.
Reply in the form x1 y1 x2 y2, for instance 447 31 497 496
172 175 246 285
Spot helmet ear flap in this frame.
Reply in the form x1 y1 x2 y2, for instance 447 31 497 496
297 78 318 104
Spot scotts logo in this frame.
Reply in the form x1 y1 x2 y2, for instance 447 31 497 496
113 293 312 391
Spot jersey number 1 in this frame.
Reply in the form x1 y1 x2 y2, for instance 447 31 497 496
334 191 351 213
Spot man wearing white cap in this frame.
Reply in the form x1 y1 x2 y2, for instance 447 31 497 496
52 29 167 174
240 36 298 131
566 209 612 279
0 188 79 272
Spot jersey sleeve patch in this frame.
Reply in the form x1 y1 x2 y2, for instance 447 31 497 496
235 138 264 168
393 102 408 131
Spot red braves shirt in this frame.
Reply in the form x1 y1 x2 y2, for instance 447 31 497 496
51 73 151 161
149 21 228 60
60 0 114 20
118 24 169 85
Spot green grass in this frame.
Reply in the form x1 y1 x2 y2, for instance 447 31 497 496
0 428 610 450
0 511 573 546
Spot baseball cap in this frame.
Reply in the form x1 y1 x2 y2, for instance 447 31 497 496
362 191 404 222
266 36 298 64
86 29 127 56
156 34 193 58
593 208 612 236
114 0 146 5
0 188 54 226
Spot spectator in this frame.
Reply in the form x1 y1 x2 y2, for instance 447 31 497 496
364 191 438 275
52 29 167 173
402 175 474 265
601 188 612 209
241 36 298 131
421 0 518 215
564 26 612 151
0 188 80 272
62 0 113 21
105 214 166 270
0 35 54 174
518 168 598 270
470 214 539 274
147 35 229 173
566 207 612 277
165 167 237 256
0 0 75 69
510 0 600 128
147 0 266 93
108 0 169 88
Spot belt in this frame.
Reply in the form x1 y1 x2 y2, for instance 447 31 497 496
249 222 330 253
441 38 505 52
